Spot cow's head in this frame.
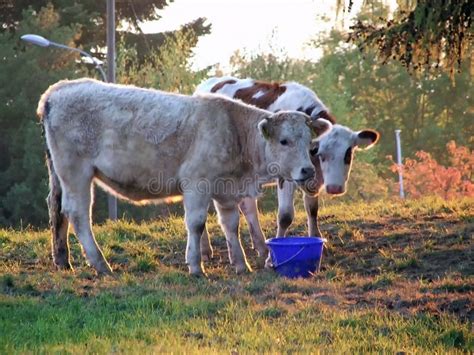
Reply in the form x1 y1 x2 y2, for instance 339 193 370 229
258 111 332 184
310 124 379 195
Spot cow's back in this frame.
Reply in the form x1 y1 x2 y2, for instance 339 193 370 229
40 79 266 202
39 79 202 200
41 79 197 139
196 76 328 118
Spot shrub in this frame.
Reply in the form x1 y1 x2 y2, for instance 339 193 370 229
389 141 474 199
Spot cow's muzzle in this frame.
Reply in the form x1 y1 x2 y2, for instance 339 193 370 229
326 184 345 195
294 166 315 184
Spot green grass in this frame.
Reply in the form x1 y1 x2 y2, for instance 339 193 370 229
0 196 473 353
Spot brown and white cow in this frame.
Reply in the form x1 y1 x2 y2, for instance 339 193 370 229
38 78 331 275
195 76 379 262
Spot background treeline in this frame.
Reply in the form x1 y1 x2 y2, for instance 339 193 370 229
0 1 472 227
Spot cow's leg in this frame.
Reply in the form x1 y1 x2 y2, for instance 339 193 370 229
46 151 72 270
59 167 112 275
239 197 268 260
276 181 296 237
215 201 252 274
304 193 323 237
183 192 210 276
200 226 213 261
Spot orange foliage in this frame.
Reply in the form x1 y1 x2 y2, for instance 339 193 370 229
389 141 474 200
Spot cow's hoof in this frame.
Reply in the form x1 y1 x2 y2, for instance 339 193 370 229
188 264 206 277
97 268 114 277
55 262 74 272
190 271 208 278
264 256 273 269
95 262 113 276
235 263 252 274
254 254 268 269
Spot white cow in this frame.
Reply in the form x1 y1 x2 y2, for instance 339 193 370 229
195 76 379 262
38 78 332 275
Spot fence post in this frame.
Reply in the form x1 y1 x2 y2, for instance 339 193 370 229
395 129 405 199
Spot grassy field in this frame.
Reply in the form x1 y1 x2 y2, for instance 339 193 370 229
0 195 473 353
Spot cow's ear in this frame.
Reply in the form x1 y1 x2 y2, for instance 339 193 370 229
258 117 272 140
355 129 380 149
312 110 336 124
307 118 332 137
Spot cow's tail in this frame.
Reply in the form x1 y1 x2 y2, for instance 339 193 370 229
45 145 63 238
37 98 60 224
38 97 71 268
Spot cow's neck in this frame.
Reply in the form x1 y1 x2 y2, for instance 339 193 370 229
248 130 277 185
229 107 277 185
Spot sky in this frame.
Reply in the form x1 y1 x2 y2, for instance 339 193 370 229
141 0 396 71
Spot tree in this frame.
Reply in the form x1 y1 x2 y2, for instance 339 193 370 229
1 0 211 63
0 5 81 226
348 0 473 75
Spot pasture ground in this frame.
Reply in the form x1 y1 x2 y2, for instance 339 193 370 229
0 196 473 353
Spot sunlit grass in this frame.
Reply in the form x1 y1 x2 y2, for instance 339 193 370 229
0 196 473 352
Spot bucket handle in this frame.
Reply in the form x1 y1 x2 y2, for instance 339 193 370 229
272 246 307 268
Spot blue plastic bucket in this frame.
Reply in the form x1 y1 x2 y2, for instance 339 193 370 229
266 236 325 278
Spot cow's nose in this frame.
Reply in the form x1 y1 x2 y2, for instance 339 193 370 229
326 184 344 195
300 166 315 180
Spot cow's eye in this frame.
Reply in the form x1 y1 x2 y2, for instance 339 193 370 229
280 139 288 146
310 144 319 156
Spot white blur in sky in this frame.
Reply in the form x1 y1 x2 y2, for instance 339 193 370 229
141 0 397 71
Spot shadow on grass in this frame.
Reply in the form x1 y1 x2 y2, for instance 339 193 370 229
323 216 473 279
